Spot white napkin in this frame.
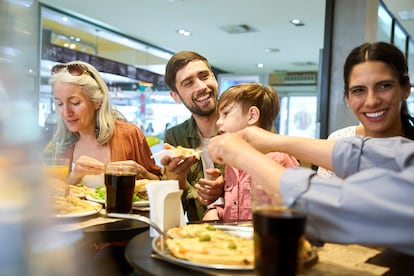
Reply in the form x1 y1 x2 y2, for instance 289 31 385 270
146 180 185 237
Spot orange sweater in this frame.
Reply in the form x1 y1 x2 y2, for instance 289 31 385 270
62 120 161 177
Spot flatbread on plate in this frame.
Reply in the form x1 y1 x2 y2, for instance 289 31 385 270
165 224 253 266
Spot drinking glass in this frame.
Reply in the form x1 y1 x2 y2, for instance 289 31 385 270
43 158 70 182
104 162 137 213
251 184 307 276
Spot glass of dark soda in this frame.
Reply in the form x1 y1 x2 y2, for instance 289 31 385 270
104 162 137 213
251 184 306 276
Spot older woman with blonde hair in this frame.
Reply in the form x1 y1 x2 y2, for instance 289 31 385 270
49 60 161 186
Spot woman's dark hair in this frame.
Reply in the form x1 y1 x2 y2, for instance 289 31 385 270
343 42 414 139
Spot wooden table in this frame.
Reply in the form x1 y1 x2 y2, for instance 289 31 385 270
125 230 414 276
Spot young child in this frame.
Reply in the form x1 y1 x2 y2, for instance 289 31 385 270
202 83 299 221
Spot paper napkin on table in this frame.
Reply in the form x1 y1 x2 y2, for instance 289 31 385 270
146 180 185 237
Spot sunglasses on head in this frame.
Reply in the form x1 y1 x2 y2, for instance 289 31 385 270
51 63 94 79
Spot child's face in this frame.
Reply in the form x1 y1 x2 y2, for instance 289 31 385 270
216 102 250 134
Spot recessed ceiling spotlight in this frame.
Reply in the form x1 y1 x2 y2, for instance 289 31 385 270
177 29 192 37
290 19 305 27
265 48 280 53
257 63 264 68
398 9 414 20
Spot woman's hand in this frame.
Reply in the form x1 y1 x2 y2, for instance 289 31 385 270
74 155 105 176
110 160 160 180
207 133 252 168
238 126 280 154
67 155 104 185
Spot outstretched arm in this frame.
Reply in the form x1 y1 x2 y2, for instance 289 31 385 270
238 126 335 170
207 132 285 195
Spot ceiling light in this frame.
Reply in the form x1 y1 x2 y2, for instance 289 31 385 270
177 29 191 37
290 19 304 27
61 16 68 22
257 63 264 68
398 9 414 20
265 48 280 53
220 24 258 34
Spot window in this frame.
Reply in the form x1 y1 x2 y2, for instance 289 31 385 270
393 23 407 55
377 4 392 42
278 96 317 138
39 6 191 144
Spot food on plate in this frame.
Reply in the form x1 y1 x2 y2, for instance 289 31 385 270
302 239 313 260
88 186 106 201
134 179 152 192
134 179 156 201
165 224 253 266
46 176 69 197
69 183 93 197
151 145 201 160
88 186 147 202
51 195 101 215
170 146 201 159
164 224 315 267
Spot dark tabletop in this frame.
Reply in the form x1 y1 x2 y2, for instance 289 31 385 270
125 230 254 276
125 230 414 276
62 211 151 275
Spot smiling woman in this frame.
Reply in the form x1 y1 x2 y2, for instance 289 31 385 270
48 60 162 186
318 42 414 177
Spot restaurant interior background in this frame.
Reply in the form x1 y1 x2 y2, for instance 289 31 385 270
35 0 414 150
4 0 414 150
0 1 413 273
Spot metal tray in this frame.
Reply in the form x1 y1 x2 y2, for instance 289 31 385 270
151 224 318 271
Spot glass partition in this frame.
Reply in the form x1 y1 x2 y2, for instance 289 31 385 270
377 3 392 42
393 23 407 55
378 1 414 116
39 6 192 147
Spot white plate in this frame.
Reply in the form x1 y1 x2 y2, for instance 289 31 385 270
133 200 149 207
152 224 318 271
85 194 105 205
85 194 149 208
54 201 102 219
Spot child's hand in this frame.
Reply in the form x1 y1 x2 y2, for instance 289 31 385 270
202 209 219 221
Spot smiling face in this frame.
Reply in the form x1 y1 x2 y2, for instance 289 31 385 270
346 61 410 137
171 60 218 117
53 81 100 134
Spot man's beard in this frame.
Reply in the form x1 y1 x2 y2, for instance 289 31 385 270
183 100 217 117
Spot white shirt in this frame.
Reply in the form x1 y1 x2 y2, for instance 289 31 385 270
317 126 357 178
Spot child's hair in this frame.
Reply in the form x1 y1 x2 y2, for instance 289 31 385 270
218 82 280 130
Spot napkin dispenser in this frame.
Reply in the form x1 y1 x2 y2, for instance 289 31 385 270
146 180 185 237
